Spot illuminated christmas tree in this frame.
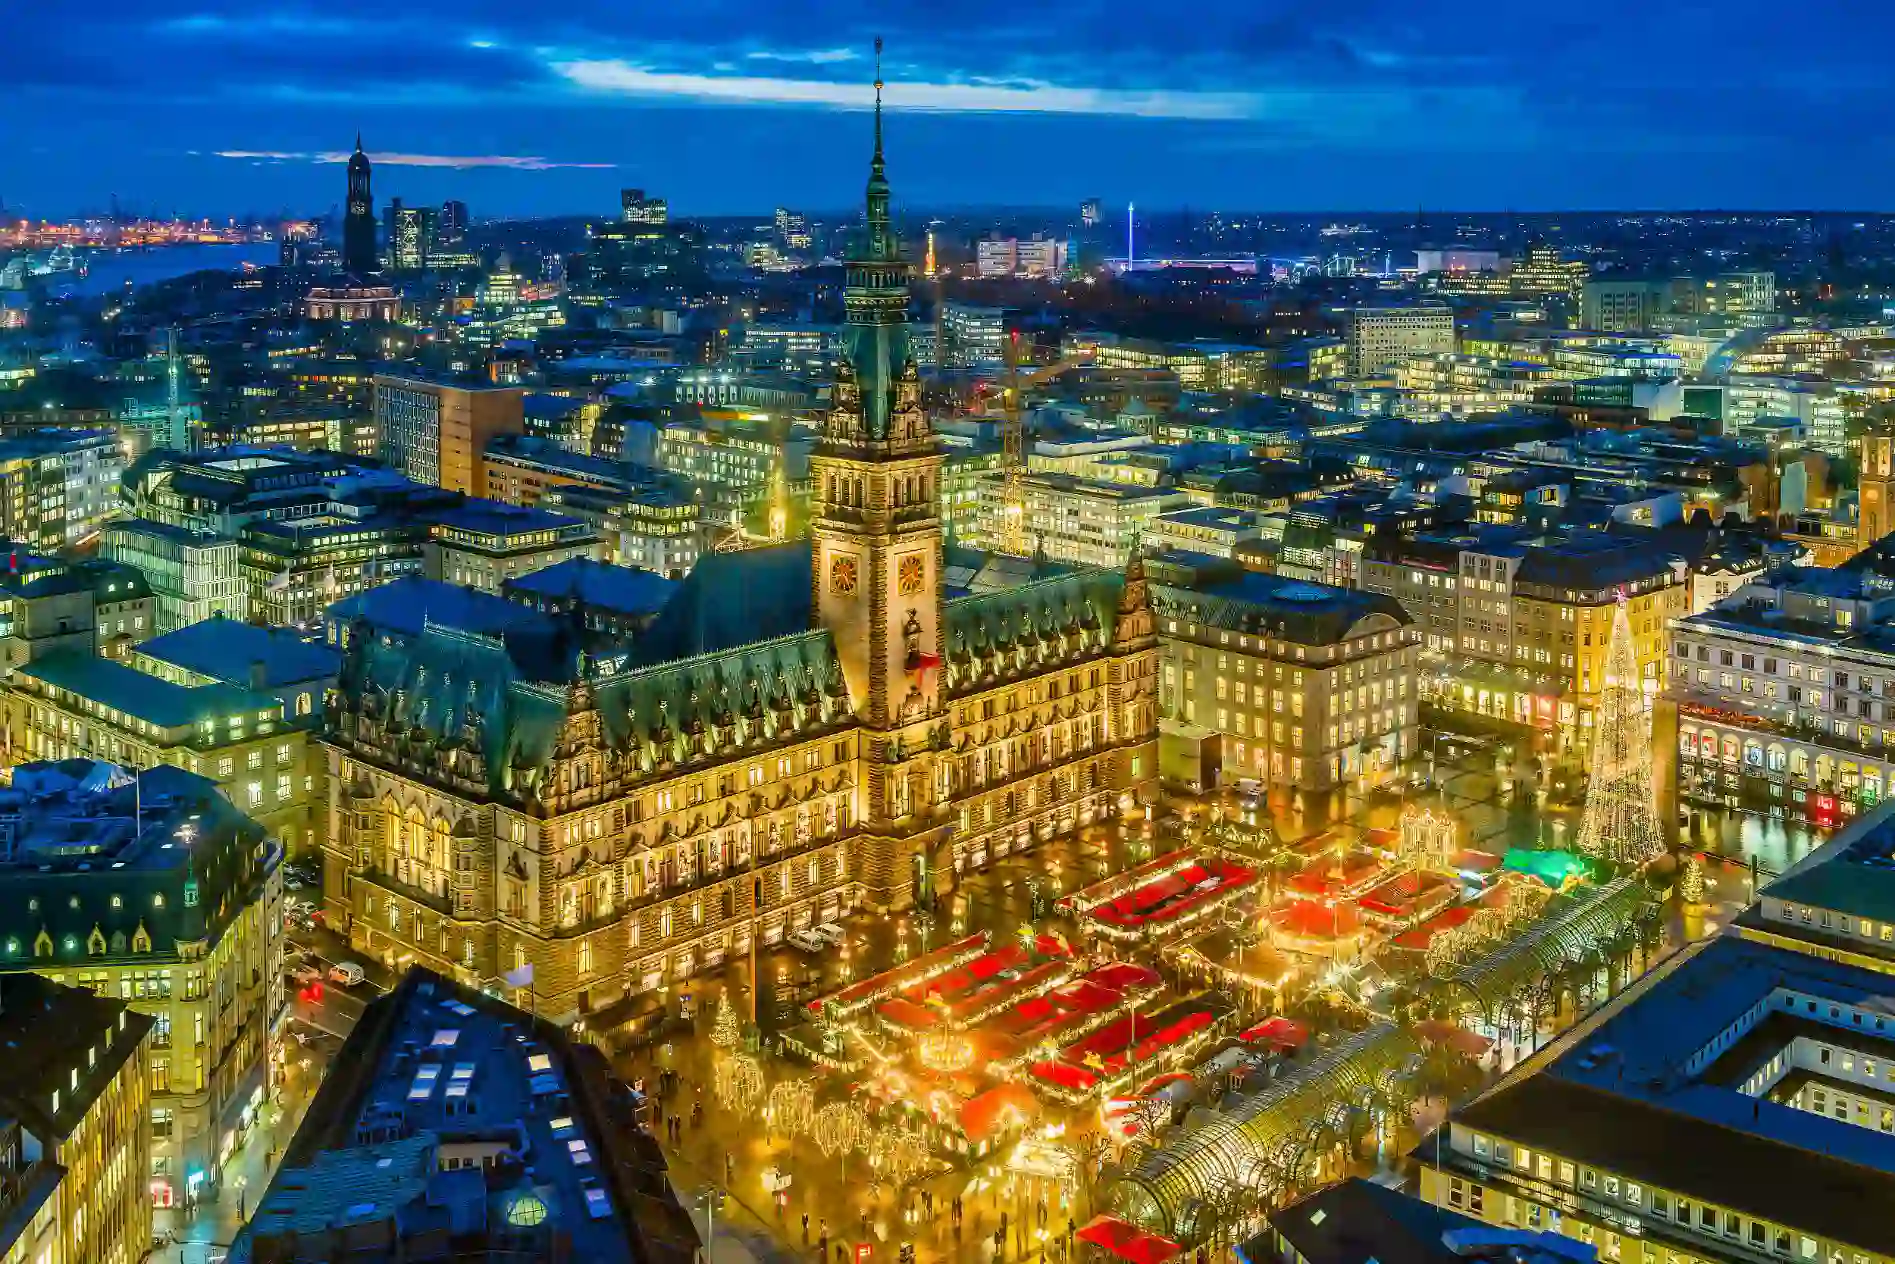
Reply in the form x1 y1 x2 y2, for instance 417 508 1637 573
1575 600 1666 868
1680 853 1706 904
711 990 741 1050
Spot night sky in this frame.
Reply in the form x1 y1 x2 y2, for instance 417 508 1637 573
8 0 1889 219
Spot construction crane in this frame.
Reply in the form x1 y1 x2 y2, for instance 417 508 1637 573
998 339 1096 557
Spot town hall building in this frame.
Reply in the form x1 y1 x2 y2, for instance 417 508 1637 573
314 73 1160 1024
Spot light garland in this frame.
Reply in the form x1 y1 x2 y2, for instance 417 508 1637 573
917 1029 977 1074
714 1053 765 1113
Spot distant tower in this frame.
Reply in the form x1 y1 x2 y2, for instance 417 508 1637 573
1862 421 1895 546
342 135 378 276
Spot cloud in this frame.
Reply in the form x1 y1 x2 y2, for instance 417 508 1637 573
214 150 615 169
745 47 859 65
551 61 1264 119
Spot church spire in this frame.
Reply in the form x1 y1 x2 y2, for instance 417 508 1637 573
864 37 894 262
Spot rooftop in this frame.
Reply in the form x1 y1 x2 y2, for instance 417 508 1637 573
15 651 281 731
0 973 153 1143
233 967 695 1264
1155 573 1413 647
1452 934 1895 1256
136 616 341 688
503 558 678 618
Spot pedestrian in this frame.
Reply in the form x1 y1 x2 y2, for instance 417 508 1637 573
822 1235 831 1261
804 1213 811 1243
727 1153 735 1184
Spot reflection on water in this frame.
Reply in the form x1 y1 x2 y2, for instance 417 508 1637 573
1682 806 1829 878
47 243 281 298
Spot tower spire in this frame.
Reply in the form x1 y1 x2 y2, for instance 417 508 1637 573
873 37 885 168
862 37 894 263
355 131 364 153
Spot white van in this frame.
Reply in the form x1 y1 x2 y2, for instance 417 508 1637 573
786 930 827 954
327 960 367 988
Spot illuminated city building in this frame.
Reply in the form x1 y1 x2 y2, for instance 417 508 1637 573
1670 553 1895 824
313 62 1157 1020
1347 304 1457 377
0 971 153 1261
302 284 399 322
1365 527 1685 743
387 201 436 271
1156 574 1419 793
0 762 280 1212
421 500 602 594
1507 240 1589 298
1072 333 1276 393
1725 376 1863 456
372 373 526 495
942 302 1007 368
1862 423 1895 548
101 520 248 632
976 235 1069 279
1081 198 1102 226
1419 927 1895 1264
774 206 812 250
620 187 668 225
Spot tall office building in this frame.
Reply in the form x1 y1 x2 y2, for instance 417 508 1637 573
372 373 526 494
1081 198 1102 226
389 203 436 271
775 206 812 250
1347 304 1456 376
620 187 668 224
437 198 469 246
341 135 377 277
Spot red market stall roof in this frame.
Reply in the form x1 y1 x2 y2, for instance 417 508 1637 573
1413 1019 1495 1059
875 997 940 1031
1271 899 1363 939
1077 1216 1183 1264
1390 904 1476 951
958 1082 1040 1144
817 932 987 1012
1236 1016 1309 1051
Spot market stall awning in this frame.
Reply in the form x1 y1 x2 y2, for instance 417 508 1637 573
959 1082 1040 1144
1236 1016 1309 1051
1077 1216 1183 1264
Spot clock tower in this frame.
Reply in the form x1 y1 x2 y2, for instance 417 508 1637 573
810 45 948 907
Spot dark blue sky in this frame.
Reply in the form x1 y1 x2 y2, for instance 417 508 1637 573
7 0 1888 220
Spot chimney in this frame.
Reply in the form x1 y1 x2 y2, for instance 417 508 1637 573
249 660 268 691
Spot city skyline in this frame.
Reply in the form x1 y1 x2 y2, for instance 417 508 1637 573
9 0 1893 218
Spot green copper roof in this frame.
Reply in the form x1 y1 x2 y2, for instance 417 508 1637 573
942 567 1124 697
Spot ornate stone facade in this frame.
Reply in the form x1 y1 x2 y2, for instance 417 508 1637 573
314 73 1156 1023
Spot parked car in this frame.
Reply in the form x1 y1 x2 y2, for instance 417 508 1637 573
785 930 827 954
328 960 367 987
813 922 847 946
290 964 321 986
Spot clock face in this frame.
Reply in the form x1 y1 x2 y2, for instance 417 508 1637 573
898 554 926 596
829 554 858 596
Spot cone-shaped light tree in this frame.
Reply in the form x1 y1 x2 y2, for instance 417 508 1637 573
1575 599 1666 867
